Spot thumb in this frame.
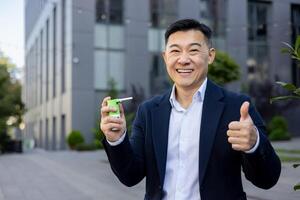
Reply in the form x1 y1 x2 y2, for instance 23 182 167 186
240 101 250 121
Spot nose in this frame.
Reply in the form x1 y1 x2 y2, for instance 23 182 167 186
177 53 191 65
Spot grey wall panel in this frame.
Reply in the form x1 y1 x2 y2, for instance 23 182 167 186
124 0 150 96
178 0 201 20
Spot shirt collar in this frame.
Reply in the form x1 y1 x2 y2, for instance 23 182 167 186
169 78 207 109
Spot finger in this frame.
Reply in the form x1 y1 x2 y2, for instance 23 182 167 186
231 144 244 151
103 123 123 132
228 136 246 145
102 116 123 125
100 97 112 118
228 121 244 130
229 120 253 129
101 96 111 107
101 106 117 117
240 101 250 121
227 130 241 137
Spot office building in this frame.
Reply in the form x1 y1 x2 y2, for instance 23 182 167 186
24 0 300 150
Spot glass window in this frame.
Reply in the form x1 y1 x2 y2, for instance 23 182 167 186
150 53 171 95
94 51 125 90
39 120 43 148
108 25 124 49
96 0 123 24
52 117 56 150
248 1 270 41
94 51 108 89
53 6 56 98
247 1 271 81
199 0 227 39
108 51 124 90
46 19 49 101
150 0 177 28
95 24 108 48
45 118 49 150
148 28 165 52
95 24 124 49
60 115 66 149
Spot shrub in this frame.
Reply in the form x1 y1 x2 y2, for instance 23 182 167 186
268 116 288 132
268 129 291 141
94 139 102 149
267 116 291 141
67 130 84 149
208 51 240 86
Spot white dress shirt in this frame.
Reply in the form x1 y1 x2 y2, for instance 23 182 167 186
162 79 207 200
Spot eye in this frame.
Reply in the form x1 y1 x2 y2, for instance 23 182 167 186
190 49 199 52
170 49 180 53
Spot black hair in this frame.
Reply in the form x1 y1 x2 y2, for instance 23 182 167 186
164 19 212 47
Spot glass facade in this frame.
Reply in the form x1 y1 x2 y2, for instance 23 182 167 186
96 0 123 24
53 6 56 98
149 0 177 95
52 117 56 150
199 0 227 49
247 1 271 81
94 0 125 90
150 0 178 28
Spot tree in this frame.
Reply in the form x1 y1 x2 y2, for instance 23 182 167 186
208 51 240 85
271 35 300 191
271 36 300 103
0 53 25 153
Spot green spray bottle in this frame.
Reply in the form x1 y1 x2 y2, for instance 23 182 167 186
107 97 133 118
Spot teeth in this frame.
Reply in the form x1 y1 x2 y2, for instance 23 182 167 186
177 69 193 73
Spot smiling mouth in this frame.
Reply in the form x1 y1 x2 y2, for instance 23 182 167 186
176 69 194 73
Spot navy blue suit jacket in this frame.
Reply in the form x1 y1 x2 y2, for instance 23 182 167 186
103 80 281 200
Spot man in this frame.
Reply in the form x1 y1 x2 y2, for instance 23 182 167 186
100 19 281 200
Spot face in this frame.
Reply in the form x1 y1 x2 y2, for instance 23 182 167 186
162 30 215 92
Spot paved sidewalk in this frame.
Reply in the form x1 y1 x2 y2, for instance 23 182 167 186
0 149 299 200
272 137 300 150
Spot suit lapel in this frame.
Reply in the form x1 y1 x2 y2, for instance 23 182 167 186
152 91 172 186
199 80 224 186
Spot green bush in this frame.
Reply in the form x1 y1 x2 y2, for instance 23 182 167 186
94 139 102 149
75 143 98 151
269 129 291 141
267 116 291 141
67 130 85 149
208 51 240 86
268 116 288 132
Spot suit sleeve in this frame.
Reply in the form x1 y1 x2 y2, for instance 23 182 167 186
102 104 146 187
241 98 281 189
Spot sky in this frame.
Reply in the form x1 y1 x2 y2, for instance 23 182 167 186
0 0 24 70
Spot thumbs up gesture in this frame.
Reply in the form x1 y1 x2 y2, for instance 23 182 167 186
227 101 258 152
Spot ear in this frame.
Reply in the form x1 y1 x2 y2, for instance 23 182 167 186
162 51 167 63
208 48 216 64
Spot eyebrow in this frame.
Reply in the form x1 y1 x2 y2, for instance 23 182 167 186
168 42 204 49
189 43 203 47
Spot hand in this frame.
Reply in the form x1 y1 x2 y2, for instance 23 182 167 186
100 96 126 142
227 101 257 152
